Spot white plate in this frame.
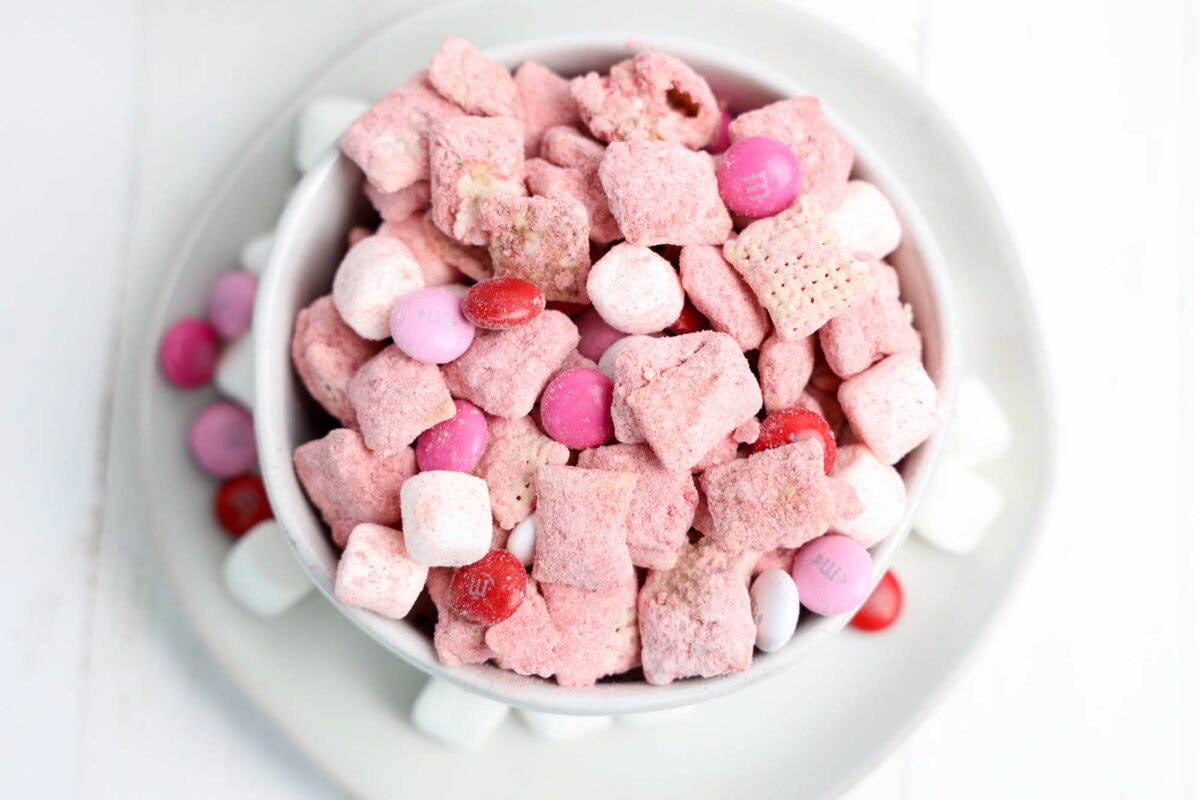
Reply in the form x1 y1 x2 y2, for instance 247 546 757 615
133 1 1054 797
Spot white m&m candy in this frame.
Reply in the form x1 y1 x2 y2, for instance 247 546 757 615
749 568 801 652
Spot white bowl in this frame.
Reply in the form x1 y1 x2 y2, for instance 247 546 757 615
255 34 959 716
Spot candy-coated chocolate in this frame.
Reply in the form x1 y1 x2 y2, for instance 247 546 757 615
791 534 873 616
573 307 625 361
189 401 257 478
206 270 258 340
850 569 903 631
415 399 488 473
214 474 272 537
160 318 219 388
717 136 803 218
754 407 837 474
506 514 537 567
704 107 733 154
667 302 709 335
750 568 801 652
390 286 476 364
461 277 545 330
539 368 614 449
449 550 527 625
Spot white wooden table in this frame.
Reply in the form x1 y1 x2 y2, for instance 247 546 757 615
1 0 1196 797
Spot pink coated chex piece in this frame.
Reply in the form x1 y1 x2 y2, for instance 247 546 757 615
475 414 570 529
426 567 495 666
638 540 757 685
539 125 606 169
610 332 763 472
334 523 429 619
543 568 640 686
699 438 836 552
514 63 580 156
532 465 636 591
378 210 493 284
293 428 417 547
691 416 758 474
483 577 561 678
838 353 942 465
364 179 431 223
679 245 769 351
525 157 622 243
727 96 854 211
428 36 517 117
828 444 905 547
479 194 591 303
348 346 456 456
598 140 732 246
428 116 526 246
340 71 465 193
818 259 921 378
441 309 580 418
569 51 721 149
291 295 383 429
758 333 816 412
578 443 699 570
723 200 875 340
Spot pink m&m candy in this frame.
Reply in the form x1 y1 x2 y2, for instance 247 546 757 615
207 270 258 340
160 317 219 388
540 368 614 449
573 307 626 362
791 534 873 615
415 399 488 472
189 401 257 478
716 135 802 219
704 107 733 154
389 287 476 364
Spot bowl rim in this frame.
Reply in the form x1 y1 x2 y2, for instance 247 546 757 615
255 31 960 715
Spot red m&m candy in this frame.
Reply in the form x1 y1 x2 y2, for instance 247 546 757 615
667 302 709 335
461 277 545 330
214 474 273 537
850 569 903 632
449 550 526 625
753 407 837 474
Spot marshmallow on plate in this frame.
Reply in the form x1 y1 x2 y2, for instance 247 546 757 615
332 235 425 340
224 520 314 617
238 230 274 275
334 523 428 618
914 466 1005 555
410 677 509 750
519 710 614 741
941 374 1013 467
587 243 684 335
401 471 493 566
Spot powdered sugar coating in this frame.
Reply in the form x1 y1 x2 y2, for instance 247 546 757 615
532 465 636 591
484 578 561 678
364 179 431 223
291 295 383 428
758 332 817 412
480 194 591 303
679 244 770 351
348 346 455 456
838 353 941 465
428 116 526 246
525 157 622 243
828 443 905 547
335 523 428 618
543 568 641 686
378 210 493 286
475 414 570 529
539 125 606 169
825 179 902 259
428 36 517 117
514 63 580 156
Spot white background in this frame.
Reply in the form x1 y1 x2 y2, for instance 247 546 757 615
1 0 1196 797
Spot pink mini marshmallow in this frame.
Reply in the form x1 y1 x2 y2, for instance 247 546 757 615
679 245 769 351
379 209 493 284
525 157 621 243
400 470 493 566
484 577 561 678
599 140 732 246
340 71 465 193
514 63 580 156
291 295 383 428
429 116 526 246
569 51 721 149
475 414 570 529
543 567 641 686
441 310 580 418
539 125 606 169
828 445 903 547
758 333 816 412
332 235 425 340
818 259 921 378
428 36 517 117
348 346 456 456
587 243 684 335
334 523 429 618
293 428 417 547
825 180 902 259
838 353 942 465
364 179 431 223
532 465 636 591
427 567 495 666
479 194 591 303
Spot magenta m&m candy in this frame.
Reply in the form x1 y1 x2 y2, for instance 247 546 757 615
206 270 258 340
189 401 257 478
160 317 220 388
539 368 614 449
704 107 733 154
389 286 476 364
573 307 626 361
716 135 802 219
415 399 488 473
791 534 873 615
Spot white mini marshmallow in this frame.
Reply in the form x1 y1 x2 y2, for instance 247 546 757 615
506 514 537 567
411 678 510 750
942 375 1013 467
401 471 493 566
294 95 370 173
617 704 697 727
332 235 424 340
914 465 1005 555
518 710 614 740
586 243 684 335
223 520 313 616
826 180 902 259
239 230 275 275
828 443 908 547
597 333 661 378
214 333 255 409
334 523 428 619
750 568 801 653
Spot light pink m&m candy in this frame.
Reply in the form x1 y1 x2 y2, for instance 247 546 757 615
160 317 219 388
389 287 476 364
539 368 614 449
415 399 488 472
716 135 802 218
791 534 873 615
189 401 257 477
207 270 258 340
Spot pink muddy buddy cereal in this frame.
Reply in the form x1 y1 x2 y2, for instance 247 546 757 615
715 136 803 219
570 51 721 149
638 540 757 685
206 270 257 340
723 200 875 340
189 401 257 478
539 368 614 449
679 244 769 351
428 36 517 117
577 443 699 570
524 157 622 243
415 399 488 473
547 348 599 383
332 235 425 340
818 259 920 379
334 523 429 619
428 116 526 246
389 286 475 364
401 470 493 567
532 465 636 591
587 243 685 335
514 63 580 157
364 179 431 223
573 307 625 361
828 444 906 547
838 353 941 465
479 194 591 303
752 547 798 577
475 414 570 529
699 438 836 553
293 428 417 547
825 180 902 260
543 568 641 687
539 125 606 169
160 318 219 388
348 346 455 456
758 333 816 412
441 309 580 418
292 295 383 428
379 210 493 284
340 71 465 193
484 577 561 678
427 567 495 666
599 140 732 246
